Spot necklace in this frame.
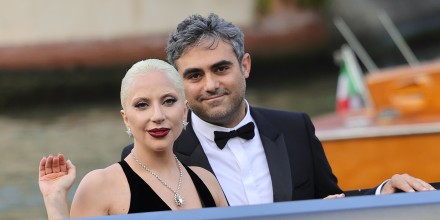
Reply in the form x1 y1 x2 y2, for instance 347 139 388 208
131 150 184 206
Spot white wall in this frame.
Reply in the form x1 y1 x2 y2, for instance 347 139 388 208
0 0 256 46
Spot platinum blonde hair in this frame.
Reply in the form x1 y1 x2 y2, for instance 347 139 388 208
120 59 184 109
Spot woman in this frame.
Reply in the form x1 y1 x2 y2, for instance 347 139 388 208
38 59 228 219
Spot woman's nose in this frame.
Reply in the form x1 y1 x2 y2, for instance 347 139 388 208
151 104 165 123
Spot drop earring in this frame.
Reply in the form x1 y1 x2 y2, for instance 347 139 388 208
183 121 189 130
126 128 133 138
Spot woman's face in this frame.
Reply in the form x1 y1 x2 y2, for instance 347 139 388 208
121 70 187 152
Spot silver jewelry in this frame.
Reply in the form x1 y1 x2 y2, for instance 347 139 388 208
131 150 184 206
126 128 133 138
183 121 189 130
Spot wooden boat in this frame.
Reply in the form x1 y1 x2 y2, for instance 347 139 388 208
313 59 440 190
313 15 440 191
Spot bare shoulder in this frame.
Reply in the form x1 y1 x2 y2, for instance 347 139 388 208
189 166 228 207
80 163 123 187
71 163 129 217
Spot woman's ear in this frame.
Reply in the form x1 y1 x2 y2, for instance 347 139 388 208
120 110 129 128
183 100 189 122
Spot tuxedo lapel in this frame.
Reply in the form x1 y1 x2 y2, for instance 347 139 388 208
175 108 293 202
250 107 293 202
173 113 214 173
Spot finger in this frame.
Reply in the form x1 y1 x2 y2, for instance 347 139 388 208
410 178 435 191
391 175 415 192
424 182 437 191
39 157 47 177
45 155 54 174
58 153 67 173
52 154 61 173
395 182 415 193
415 178 436 191
323 193 345 199
66 160 76 177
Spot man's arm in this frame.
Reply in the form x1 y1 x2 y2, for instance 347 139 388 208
301 113 344 197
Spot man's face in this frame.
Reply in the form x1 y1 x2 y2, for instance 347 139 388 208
175 40 251 127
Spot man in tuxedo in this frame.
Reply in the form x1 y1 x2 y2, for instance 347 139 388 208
122 13 435 205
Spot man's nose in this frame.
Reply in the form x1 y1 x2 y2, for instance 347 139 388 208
204 74 219 91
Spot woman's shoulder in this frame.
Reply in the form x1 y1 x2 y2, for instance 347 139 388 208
71 163 129 216
82 163 124 184
75 163 126 197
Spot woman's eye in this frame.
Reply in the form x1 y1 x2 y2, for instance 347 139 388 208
134 102 148 108
164 98 177 105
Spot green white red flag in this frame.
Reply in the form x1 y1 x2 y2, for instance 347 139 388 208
335 45 370 116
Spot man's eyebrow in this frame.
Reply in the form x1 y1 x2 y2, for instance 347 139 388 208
182 68 202 78
212 60 233 69
181 60 233 78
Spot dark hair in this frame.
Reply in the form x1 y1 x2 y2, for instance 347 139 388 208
166 13 245 68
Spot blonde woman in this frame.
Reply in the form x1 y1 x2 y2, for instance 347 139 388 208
39 59 228 219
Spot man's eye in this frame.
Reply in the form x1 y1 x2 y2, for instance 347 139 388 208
188 73 201 80
216 66 228 73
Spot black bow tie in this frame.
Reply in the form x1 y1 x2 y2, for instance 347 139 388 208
214 122 255 149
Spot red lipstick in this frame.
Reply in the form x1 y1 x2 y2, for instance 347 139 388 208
148 128 170 138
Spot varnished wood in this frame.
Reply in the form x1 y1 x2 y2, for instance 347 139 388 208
313 59 440 191
321 133 440 190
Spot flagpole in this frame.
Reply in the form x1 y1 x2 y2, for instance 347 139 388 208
334 17 379 74
377 10 420 67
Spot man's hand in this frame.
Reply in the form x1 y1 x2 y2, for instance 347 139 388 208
323 193 345 199
381 173 436 194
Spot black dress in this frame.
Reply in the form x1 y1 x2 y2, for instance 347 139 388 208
118 160 217 213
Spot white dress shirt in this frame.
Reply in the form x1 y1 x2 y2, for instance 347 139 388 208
191 101 273 206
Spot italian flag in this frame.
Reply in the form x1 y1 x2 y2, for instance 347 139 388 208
335 45 368 116
336 62 362 115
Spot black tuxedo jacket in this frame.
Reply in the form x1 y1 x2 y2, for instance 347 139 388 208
122 107 372 201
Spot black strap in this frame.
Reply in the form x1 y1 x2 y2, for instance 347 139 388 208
183 163 217 207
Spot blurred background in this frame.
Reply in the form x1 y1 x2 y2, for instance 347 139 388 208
1 0 439 219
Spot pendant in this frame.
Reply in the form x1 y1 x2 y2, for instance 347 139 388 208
174 193 184 206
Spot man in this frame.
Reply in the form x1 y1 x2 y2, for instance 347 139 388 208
122 13 435 205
